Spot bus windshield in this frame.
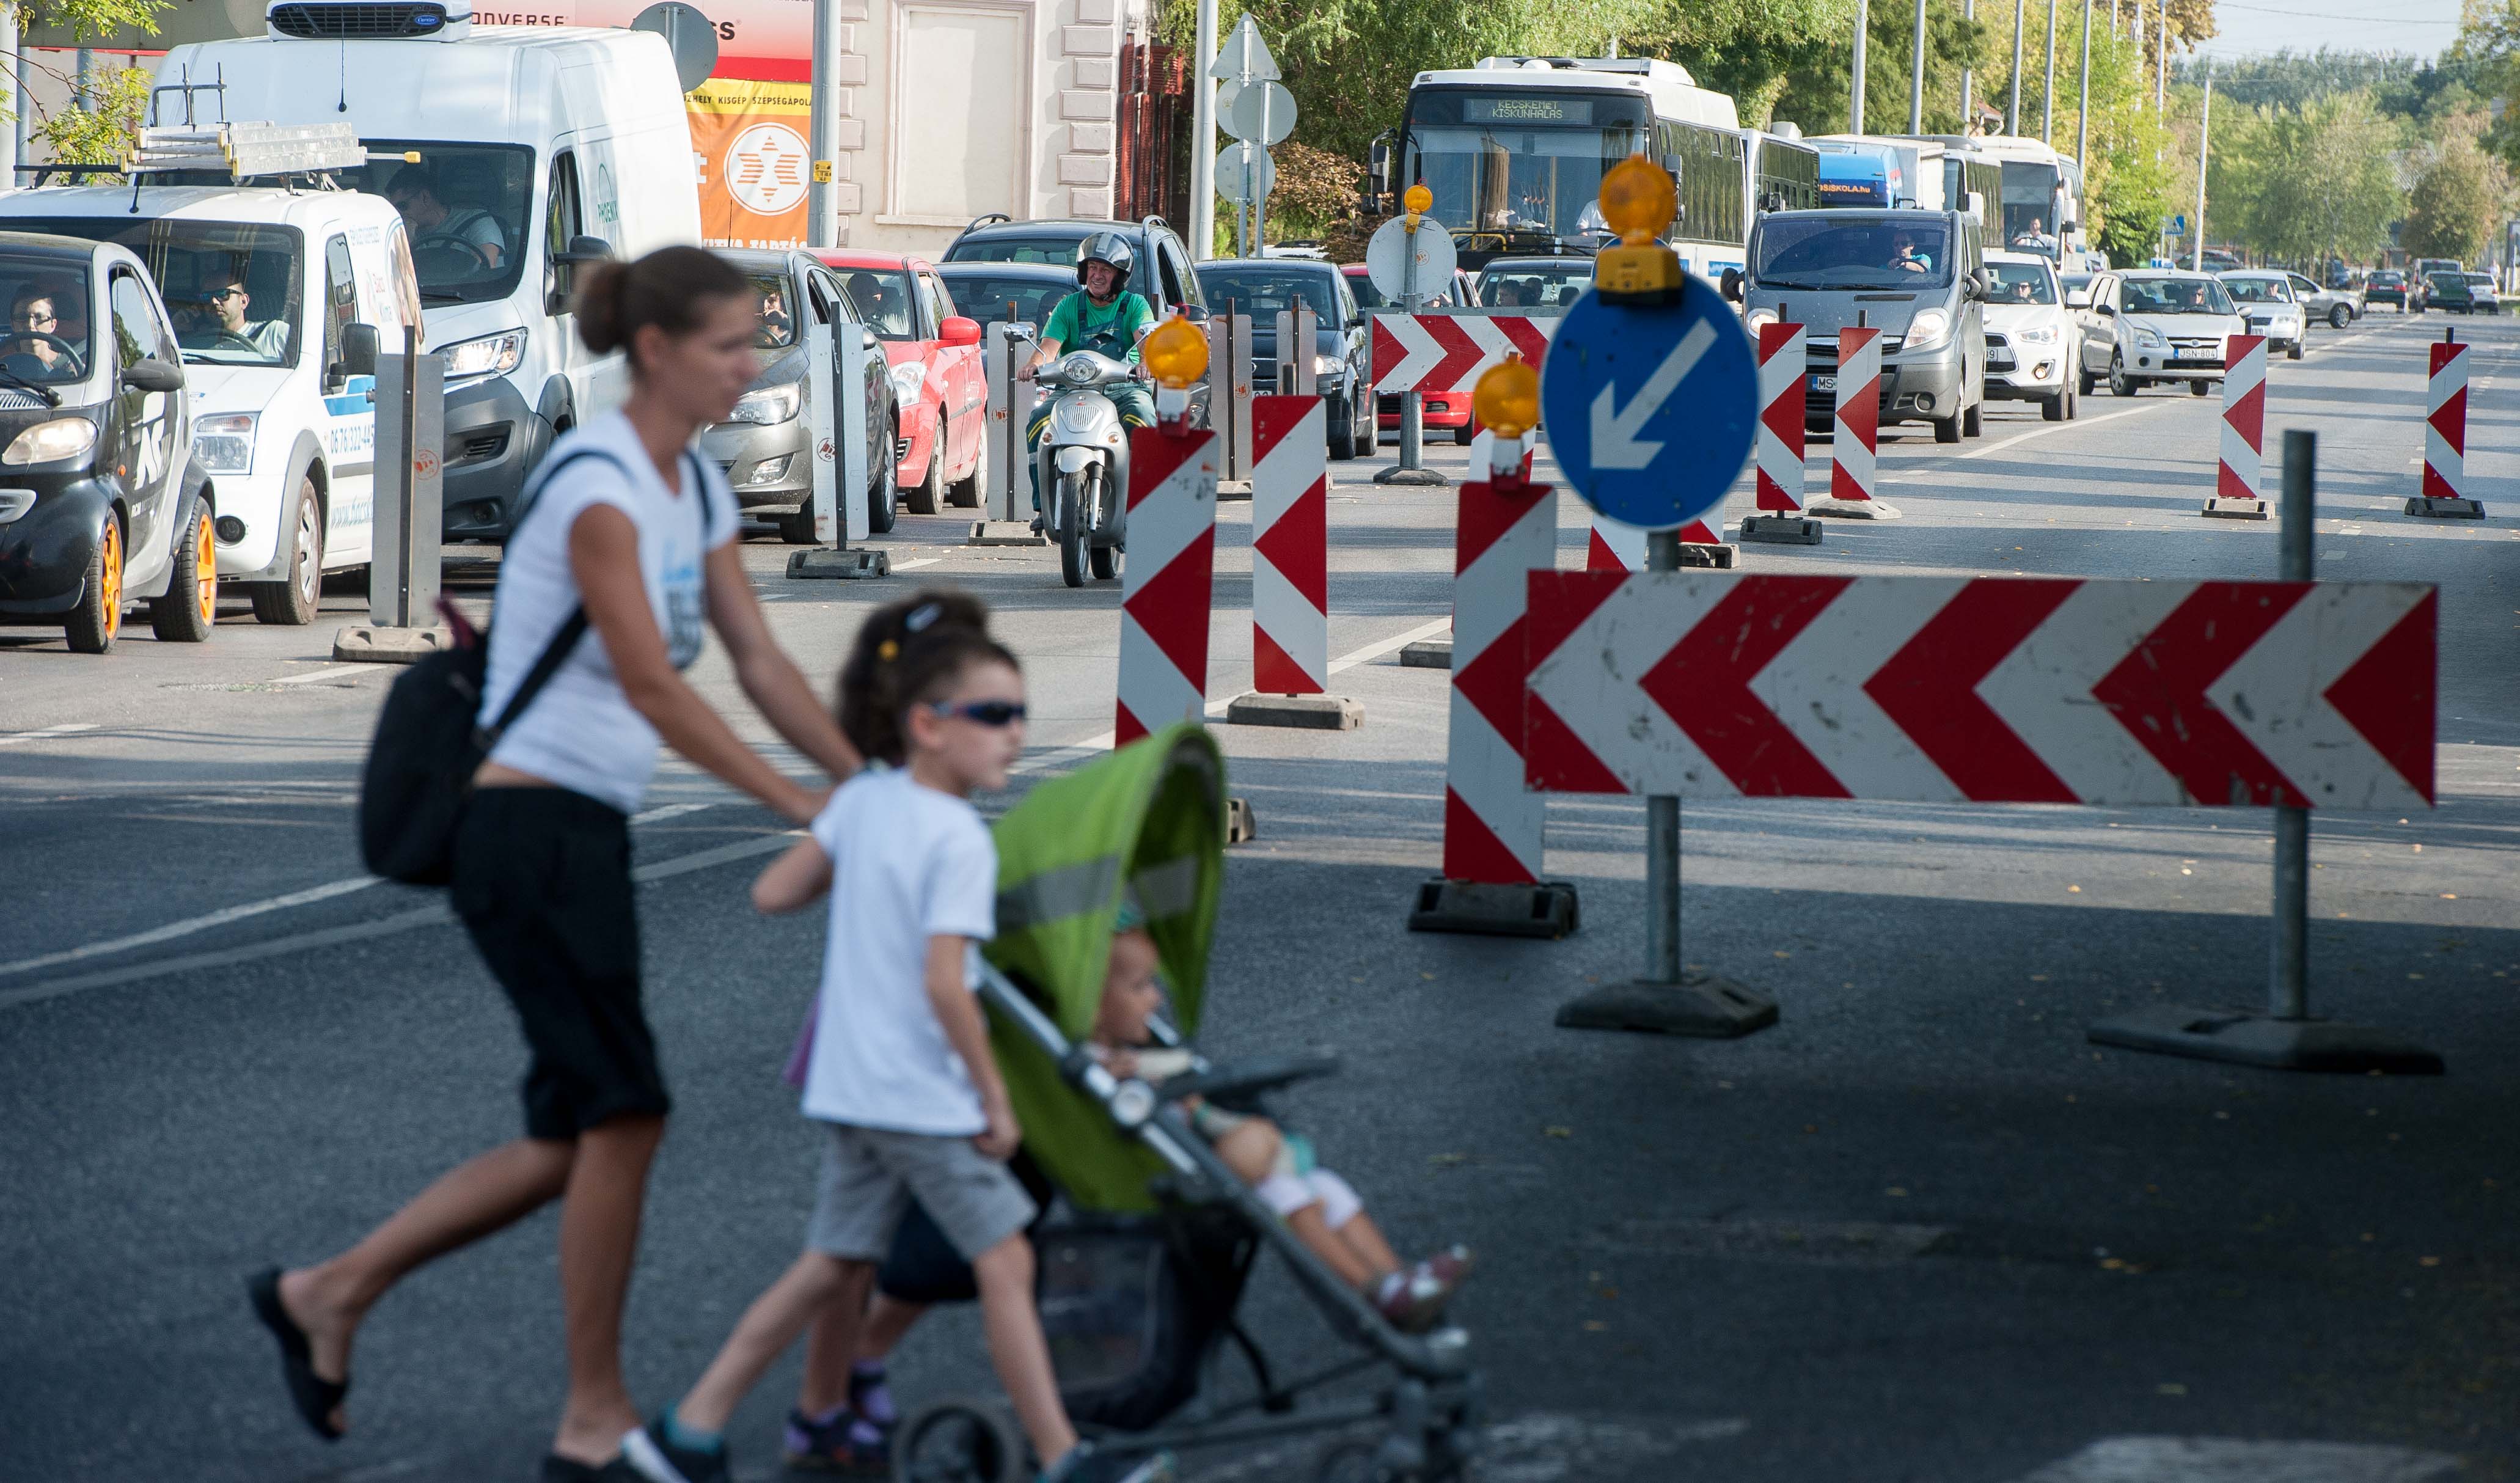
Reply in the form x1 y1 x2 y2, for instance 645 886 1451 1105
1407 90 1649 238
1999 160 2062 251
1754 217 1953 289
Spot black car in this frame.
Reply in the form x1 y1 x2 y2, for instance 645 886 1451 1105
935 261 1077 330
2365 270 2409 309
940 214 1207 318
0 233 214 653
1192 258 1376 460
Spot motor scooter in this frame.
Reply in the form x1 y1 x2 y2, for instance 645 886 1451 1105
1025 344 1137 587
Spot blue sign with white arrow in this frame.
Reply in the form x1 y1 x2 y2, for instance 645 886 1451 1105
1536 274 1758 531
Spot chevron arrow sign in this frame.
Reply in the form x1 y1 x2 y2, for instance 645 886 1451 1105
1523 573 2436 810
1371 311 1558 397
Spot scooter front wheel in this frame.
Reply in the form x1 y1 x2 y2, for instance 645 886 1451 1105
1057 472 1089 587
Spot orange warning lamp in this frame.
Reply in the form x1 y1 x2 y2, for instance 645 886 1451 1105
1142 316 1209 389
1403 182 1433 223
1594 154 1684 304
1473 353 1539 440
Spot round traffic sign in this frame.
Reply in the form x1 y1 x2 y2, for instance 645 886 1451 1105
1536 276 1757 530
1225 81 1297 145
629 1 719 93
1364 214 1456 303
1216 142 1274 206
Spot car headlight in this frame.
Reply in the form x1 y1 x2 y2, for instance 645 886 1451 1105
192 411 257 474
3 416 97 466
728 382 802 426
439 328 528 383
1313 354 1347 378
2135 326 2166 348
1904 307 1952 353
888 361 927 400
2016 324 2059 345
1745 307 1779 331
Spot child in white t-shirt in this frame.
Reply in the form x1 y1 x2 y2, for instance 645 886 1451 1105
623 592 1169 1483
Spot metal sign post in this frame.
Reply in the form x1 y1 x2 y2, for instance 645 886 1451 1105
1369 205 1453 488
1274 303 1317 395
335 327 447 662
790 321 889 579
1206 306 1254 491
970 315 1046 544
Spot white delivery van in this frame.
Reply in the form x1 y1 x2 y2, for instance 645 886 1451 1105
0 178 416 623
157 5 703 541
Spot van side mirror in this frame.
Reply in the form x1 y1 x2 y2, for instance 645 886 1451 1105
1720 267 1743 302
554 235 615 266
329 322 380 390
940 315 981 347
123 357 183 394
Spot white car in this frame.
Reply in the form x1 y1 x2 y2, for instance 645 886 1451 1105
2219 270 2307 361
1982 250 2080 420
2076 269 2246 398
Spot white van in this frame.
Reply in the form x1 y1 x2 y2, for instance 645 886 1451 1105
0 185 416 623
158 10 703 541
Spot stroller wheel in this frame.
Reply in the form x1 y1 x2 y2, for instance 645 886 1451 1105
893 1396 1027 1483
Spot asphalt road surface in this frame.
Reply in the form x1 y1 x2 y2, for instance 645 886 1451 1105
3 310 2514 1483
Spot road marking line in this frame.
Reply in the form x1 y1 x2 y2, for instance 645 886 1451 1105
268 664 372 686
1330 615 1454 674
893 556 943 571
629 802 714 825
2010 1437 2461 1482
0 722 99 747
1932 398 2178 467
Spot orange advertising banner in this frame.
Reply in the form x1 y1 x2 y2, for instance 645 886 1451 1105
689 77 813 250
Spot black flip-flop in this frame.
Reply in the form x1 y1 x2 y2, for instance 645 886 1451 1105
247 1266 348 1441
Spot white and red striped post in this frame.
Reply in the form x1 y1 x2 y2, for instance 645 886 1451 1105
1115 425 1218 745
1586 511 1729 571
2203 333 2269 519
1226 397 1361 729
1740 321 1823 544
1808 324 1901 519
2411 331 2486 518
1407 466 1577 937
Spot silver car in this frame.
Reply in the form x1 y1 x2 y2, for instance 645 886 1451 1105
698 249 899 544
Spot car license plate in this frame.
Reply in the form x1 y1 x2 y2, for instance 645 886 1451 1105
1811 375 1836 392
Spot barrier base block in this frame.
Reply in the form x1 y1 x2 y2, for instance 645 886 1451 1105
1740 514 1825 545
1374 465 1450 487
1400 638 1454 670
1680 541 1737 569
1805 497 1904 520
966 520 1046 546
1217 480 1255 502
1407 878 1580 940
787 548 892 580
2086 1004 2444 1075
1556 974 1779 1039
1226 692 1363 730
2406 495 2486 519
1227 796 1258 845
332 624 452 664
2202 496 2270 520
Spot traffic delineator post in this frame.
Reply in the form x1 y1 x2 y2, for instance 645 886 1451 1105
2409 330 2485 519
1588 511 1735 570
1806 324 1902 520
1114 425 1219 746
2203 333 2269 519
1226 395 1360 730
1740 321 1823 544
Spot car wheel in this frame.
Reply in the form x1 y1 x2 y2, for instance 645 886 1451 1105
2077 365 2096 397
950 423 987 509
2109 351 2136 397
251 475 324 626
150 499 218 643
777 508 817 544
2330 304 2350 329
2042 392 2065 422
1453 421 1474 447
1963 400 1983 438
1330 398 1359 460
2287 338 2303 361
2191 379 2210 397
868 422 900 534
1359 392 1379 455
1933 409 1961 443
64 509 123 654
903 429 942 515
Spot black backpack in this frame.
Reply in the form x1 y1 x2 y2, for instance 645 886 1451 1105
356 446 705 884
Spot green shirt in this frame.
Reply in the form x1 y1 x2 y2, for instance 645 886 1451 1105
1043 290 1155 364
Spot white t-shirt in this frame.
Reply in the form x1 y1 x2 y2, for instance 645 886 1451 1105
800 769 1000 1136
477 412 736 814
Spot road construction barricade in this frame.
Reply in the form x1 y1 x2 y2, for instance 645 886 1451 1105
790 317 888 580
1114 425 1219 746
1226 395 1360 731
2411 329 2486 519
1740 322 1823 546
1809 323 1900 520
2203 334 2269 520
1369 309 1559 409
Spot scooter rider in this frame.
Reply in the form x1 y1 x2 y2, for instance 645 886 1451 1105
1018 232 1154 516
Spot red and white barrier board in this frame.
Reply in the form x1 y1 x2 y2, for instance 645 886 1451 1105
1372 312 1558 397
1810 325 1900 519
1523 573 2436 811
1443 475 1556 884
1114 427 1218 745
1756 322 1809 514
2204 334 2268 519
1586 512 1723 569
1249 395 1329 693
2412 339 2486 518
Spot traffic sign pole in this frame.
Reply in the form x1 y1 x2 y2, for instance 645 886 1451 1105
1374 192 1449 488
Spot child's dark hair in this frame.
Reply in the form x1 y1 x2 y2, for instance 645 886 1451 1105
838 589 1019 766
574 246 750 366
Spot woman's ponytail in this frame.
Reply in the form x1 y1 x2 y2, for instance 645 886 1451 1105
572 245 748 367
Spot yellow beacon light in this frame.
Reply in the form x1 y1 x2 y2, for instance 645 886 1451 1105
1403 182 1433 221
1594 153 1684 305
1142 316 1209 390
1473 353 1539 441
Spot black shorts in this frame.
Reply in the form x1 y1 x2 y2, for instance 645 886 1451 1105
452 786 668 1140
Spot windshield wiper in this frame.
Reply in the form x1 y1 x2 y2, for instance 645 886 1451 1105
420 288 466 303
1756 278 1826 291
0 364 60 406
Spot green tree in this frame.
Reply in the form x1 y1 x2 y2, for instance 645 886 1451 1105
2402 117 2509 263
9 0 176 166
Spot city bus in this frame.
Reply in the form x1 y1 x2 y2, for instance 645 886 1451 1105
1748 126 1823 219
1939 145 2004 236
1922 134 2082 259
1369 55 1754 279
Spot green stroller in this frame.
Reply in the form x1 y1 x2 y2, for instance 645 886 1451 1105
889 723 1481 1483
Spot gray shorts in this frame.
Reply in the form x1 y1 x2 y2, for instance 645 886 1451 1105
807 1122 1039 1263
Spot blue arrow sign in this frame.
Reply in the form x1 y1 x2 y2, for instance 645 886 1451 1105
1537 275 1757 530
2170 213 2188 233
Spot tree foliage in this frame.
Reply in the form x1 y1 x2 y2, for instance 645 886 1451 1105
1265 140 1363 237
2204 92 2406 265
35 65 150 177
2401 115 2510 263
2170 48 2433 110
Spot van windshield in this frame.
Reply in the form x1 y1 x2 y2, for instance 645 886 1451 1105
1755 217 1953 290
5 218 304 367
337 143 535 307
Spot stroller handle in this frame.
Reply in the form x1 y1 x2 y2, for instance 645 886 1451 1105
1157 1053 1340 1107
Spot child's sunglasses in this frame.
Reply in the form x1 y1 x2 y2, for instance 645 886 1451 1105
929 700 1027 727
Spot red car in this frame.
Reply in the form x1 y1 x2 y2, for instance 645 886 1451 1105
1342 263 1480 444
815 252 988 513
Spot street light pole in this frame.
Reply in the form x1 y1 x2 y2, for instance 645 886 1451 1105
806 0 844 247
2043 0 2057 145
1189 0 1218 260
2078 0 2092 168
1962 0 1977 133
2192 65 2211 271
2156 0 2168 113
1853 0 1870 134
2009 0 2025 134
1910 0 1927 135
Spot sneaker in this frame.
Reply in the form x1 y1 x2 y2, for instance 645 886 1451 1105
1372 1245 1476 1334
782 1407 888 1474
620 1417 730 1483
1040 1445 1176 1483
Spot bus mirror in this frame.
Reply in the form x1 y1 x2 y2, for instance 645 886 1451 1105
1720 268 1743 302
1966 191 1987 220
1366 134 1394 210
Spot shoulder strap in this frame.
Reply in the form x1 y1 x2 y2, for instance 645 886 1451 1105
476 445 634 744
